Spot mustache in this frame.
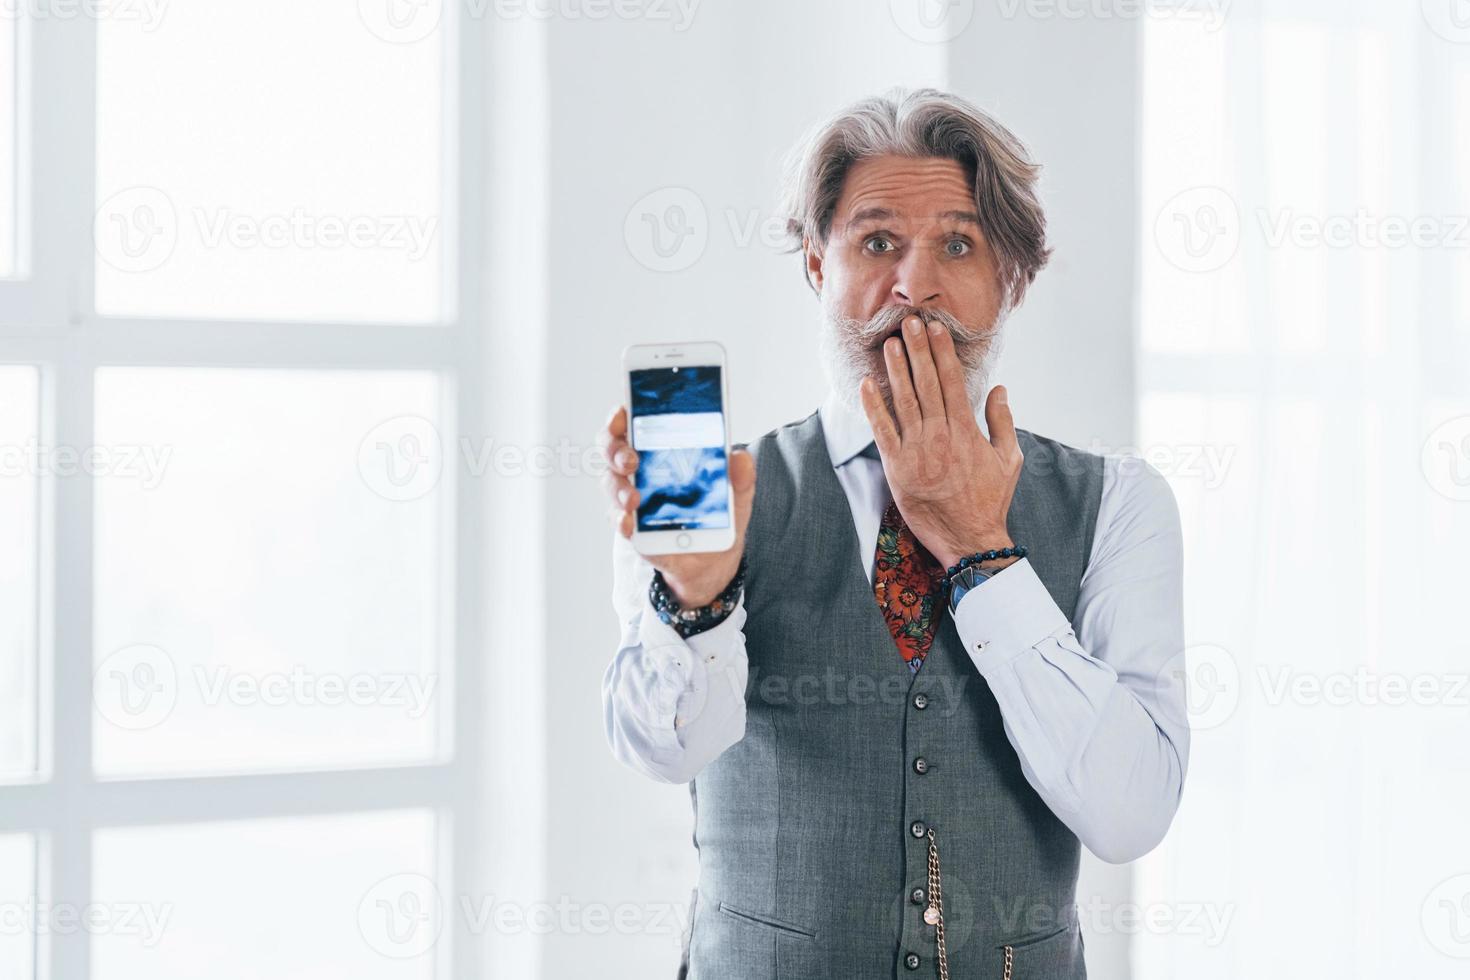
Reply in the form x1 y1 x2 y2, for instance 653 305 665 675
850 305 995 350
819 301 1003 415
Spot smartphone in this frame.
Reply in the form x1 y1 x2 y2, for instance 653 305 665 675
622 341 735 555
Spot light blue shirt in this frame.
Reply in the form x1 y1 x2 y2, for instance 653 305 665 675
604 390 1190 864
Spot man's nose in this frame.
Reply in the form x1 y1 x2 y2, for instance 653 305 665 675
890 250 942 307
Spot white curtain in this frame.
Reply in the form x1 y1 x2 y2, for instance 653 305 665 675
1136 0 1470 976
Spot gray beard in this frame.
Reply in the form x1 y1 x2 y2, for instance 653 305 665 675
818 299 1007 419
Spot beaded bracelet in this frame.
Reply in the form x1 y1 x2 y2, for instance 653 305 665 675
942 545 1028 587
649 555 749 639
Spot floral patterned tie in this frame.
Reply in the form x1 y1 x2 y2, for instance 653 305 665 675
872 499 947 673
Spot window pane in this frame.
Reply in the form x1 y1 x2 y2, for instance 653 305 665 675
94 1 449 322
94 810 439 980
93 369 447 776
0 834 37 980
0 366 39 781
0 12 20 279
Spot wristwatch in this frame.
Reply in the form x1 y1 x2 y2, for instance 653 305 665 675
946 563 995 613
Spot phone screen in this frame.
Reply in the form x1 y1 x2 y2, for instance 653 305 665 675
628 364 731 532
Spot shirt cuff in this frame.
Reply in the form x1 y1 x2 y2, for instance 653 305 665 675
951 558 1071 676
636 591 747 730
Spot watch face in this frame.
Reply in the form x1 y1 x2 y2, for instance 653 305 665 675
948 565 992 611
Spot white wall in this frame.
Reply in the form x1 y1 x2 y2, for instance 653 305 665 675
946 9 1143 979
493 3 1143 975
951 8 1141 453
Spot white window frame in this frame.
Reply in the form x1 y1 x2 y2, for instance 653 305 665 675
0 8 497 979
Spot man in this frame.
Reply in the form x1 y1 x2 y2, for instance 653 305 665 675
599 88 1189 979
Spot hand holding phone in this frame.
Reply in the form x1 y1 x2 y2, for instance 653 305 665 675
600 342 756 606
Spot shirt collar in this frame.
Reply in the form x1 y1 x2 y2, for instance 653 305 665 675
818 388 878 468
817 387 993 468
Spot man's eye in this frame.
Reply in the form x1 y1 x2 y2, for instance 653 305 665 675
865 237 895 254
945 239 971 257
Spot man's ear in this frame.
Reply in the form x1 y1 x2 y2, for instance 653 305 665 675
803 237 824 294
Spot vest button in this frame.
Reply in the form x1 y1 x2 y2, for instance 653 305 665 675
913 757 929 775
910 820 926 838
913 693 929 710
910 887 926 905
905 952 921 970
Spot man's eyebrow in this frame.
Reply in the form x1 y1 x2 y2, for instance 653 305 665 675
842 207 984 228
845 207 897 227
938 209 983 226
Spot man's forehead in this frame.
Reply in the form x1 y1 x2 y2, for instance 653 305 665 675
833 156 980 230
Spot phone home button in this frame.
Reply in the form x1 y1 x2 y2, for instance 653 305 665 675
676 533 692 549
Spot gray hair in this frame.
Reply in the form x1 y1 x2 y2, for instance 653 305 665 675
780 87 1051 307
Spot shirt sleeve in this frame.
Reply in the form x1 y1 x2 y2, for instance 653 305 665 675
950 456 1190 864
601 531 750 784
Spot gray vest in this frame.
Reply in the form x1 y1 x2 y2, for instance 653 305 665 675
681 411 1104 980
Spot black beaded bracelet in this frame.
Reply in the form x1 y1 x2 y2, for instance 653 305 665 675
649 555 749 639
942 546 1028 587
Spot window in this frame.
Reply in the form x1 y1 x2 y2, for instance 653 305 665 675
0 6 483 978
91 368 448 777
92 810 440 979
0 366 39 781
1137 4 1470 977
0 11 27 279
0 834 38 978
93 2 449 322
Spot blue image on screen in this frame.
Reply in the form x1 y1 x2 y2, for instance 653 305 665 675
630 364 723 415
630 366 730 532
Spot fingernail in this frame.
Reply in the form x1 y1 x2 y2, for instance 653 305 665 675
927 321 942 336
617 487 630 505
999 387 1008 404
906 318 922 335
